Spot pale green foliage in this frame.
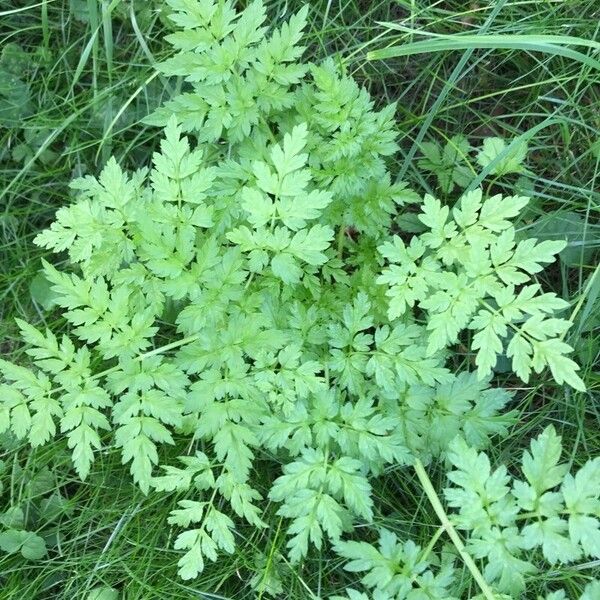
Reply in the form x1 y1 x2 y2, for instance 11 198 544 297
377 189 583 390
334 530 458 600
477 138 529 176
227 122 335 283
443 426 600 595
169 503 236 579
419 134 472 194
86 588 119 600
580 581 600 600
418 135 529 194
147 0 308 141
333 427 599 599
0 0 588 592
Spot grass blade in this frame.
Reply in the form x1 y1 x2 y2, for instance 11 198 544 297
368 35 600 72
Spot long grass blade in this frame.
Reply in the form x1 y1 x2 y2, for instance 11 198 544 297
368 35 600 72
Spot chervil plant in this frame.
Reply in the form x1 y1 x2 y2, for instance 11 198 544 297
1 1 596 597
335 426 600 599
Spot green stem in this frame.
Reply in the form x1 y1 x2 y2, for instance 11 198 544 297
413 458 496 600
257 517 283 600
337 225 346 259
411 525 445 586
564 263 600 336
91 332 202 382
41 0 49 54
49 333 202 396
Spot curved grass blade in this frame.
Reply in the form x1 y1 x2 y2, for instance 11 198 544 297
374 27 600 51
367 36 600 72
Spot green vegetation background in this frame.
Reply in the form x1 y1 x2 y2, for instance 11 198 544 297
0 1 598 598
